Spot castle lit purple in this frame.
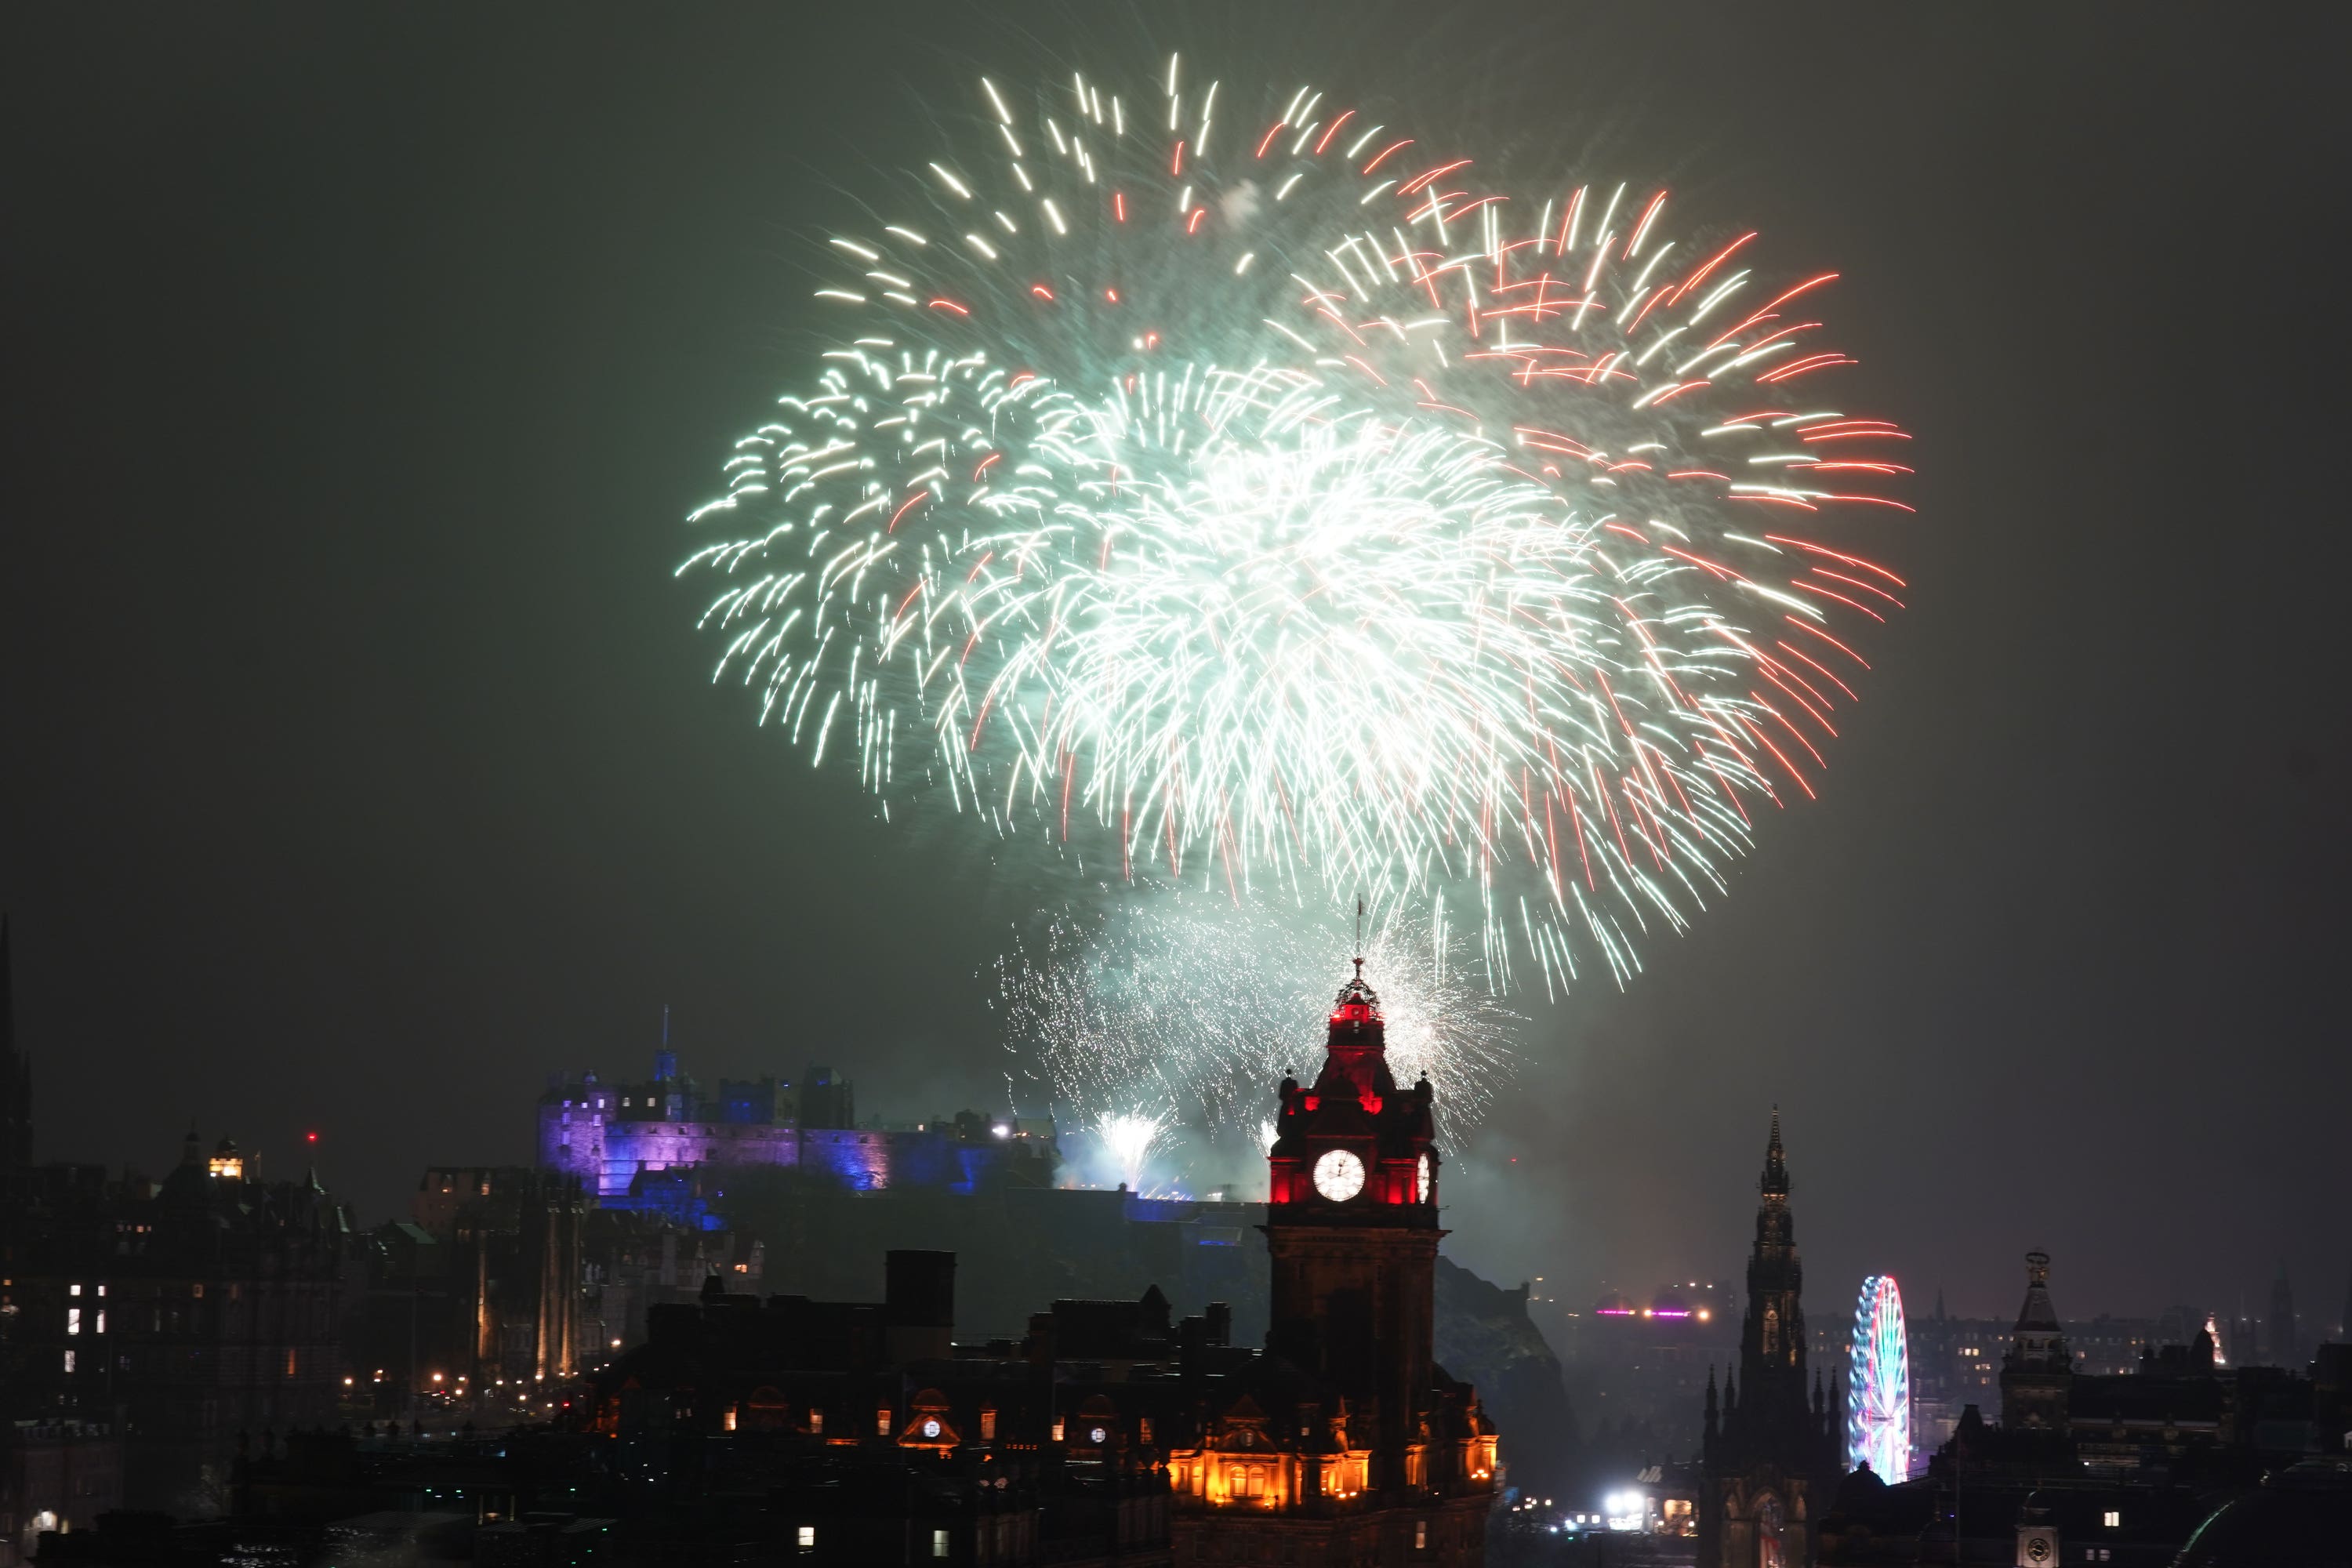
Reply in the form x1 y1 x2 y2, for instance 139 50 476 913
536 1049 1055 1210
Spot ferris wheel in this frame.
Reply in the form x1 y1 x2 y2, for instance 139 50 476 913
1847 1274 1910 1479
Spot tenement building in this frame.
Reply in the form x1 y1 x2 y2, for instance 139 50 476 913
0 930 352 1535
576 961 1497 1565
1698 1110 1843 1568
4 1134 351 1518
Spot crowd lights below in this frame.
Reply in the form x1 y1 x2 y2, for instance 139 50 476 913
1604 1491 1650 1531
1508 1496 1632 1537
1586 1279 1722 1322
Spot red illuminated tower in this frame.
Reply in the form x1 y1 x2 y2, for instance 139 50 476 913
1264 958 1443 1486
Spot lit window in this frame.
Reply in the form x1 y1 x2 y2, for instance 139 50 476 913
797 1526 815 1548
979 1408 996 1440
877 1406 892 1436
1051 1417 1065 1441
808 1409 823 1434
932 1529 950 1558
96 1312 106 1335
63 1350 74 1373
2103 1511 2120 1529
724 1408 737 1432
69 1283 82 1297
1417 1520 1429 1549
67 1308 80 1335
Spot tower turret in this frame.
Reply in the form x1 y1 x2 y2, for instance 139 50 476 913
1264 959 1444 1490
2000 1250 2072 1429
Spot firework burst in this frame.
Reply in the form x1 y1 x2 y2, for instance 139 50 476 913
684 58 1911 993
1092 1107 1178 1193
992 898 1517 1143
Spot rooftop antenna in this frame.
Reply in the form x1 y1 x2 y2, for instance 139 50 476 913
1353 895 1365 978
662 1004 670 1047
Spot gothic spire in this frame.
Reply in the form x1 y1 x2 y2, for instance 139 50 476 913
1760 1105 1789 1199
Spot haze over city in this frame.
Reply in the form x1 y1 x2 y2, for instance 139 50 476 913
2 6 2346 1565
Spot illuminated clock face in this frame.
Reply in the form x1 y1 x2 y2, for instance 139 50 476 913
1312 1149 1366 1202
1417 1153 1432 1203
921 1417 941 1438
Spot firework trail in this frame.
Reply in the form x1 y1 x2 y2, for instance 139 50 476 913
683 58 1911 993
992 898 1517 1143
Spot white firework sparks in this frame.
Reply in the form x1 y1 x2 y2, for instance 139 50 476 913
684 57 1911 994
993 896 1518 1142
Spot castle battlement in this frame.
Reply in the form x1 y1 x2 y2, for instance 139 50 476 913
535 1052 1054 1204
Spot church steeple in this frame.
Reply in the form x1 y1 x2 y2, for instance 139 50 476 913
1701 1107 1839 1568
1761 1105 1788 1198
1737 1108 1808 1391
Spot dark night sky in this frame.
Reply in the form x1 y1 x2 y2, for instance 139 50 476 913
5 5 2347 1330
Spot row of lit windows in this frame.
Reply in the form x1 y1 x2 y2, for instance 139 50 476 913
724 1400 1150 1449
782 1526 947 1558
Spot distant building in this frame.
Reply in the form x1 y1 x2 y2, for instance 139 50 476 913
1697 1109 1842 1568
535 1053 1055 1203
0 1420 119 1568
2269 1261 2300 1370
344 1167 764 1407
1540 1279 1734 1461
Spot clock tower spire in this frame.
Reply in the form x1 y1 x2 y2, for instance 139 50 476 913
1265 957 1443 1487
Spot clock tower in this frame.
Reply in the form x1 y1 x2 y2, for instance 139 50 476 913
1264 958 1443 1486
